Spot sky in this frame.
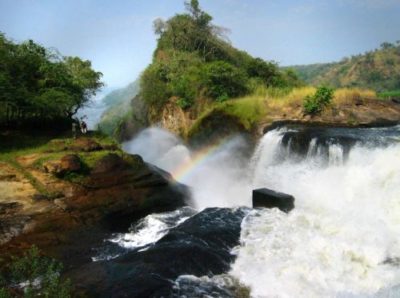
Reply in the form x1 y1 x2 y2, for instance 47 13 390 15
1 0 400 91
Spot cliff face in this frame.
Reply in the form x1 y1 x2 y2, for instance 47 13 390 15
156 95 400 144
0 136 189 267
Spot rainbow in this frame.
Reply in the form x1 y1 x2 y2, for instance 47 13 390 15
171 135 236 182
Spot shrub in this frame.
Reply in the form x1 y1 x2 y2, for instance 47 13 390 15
201 61 249 100
303 86 334 114
0 246 72 297
176 97 193 109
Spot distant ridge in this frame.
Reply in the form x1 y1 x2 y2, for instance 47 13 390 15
289 42 400 92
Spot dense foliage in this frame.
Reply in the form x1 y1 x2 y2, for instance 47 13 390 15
140 0 302 112
303 86 334 115
0 246 71 297
0 33 103 126
291 42 400 92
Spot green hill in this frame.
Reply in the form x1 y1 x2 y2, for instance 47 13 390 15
98 80 141 136
140 0 302 120
290 42 400 93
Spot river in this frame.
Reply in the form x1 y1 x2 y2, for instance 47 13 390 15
95 124 400 297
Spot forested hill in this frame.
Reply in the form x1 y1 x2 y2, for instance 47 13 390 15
140 0 302 118
98 80 141 136
290 42 400 92
101 80 139 108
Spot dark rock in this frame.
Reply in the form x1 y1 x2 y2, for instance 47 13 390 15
67 208 248 297
253 188 295 212
0 202 30 245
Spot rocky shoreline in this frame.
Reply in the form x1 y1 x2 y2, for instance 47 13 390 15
0 137 189 270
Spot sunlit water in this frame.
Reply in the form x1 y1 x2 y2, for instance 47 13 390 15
119 125 400 297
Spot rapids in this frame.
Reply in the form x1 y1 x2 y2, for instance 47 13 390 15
114 124 400 297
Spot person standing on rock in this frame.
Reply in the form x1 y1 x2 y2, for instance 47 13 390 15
80 120 87 134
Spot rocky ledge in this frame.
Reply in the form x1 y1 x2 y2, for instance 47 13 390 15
0 136 189 268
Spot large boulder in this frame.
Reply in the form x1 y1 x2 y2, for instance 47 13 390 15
252 188 295 212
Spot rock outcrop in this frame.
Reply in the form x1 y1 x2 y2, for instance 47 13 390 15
0 137 189 267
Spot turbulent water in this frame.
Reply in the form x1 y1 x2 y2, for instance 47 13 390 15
113 125 400 297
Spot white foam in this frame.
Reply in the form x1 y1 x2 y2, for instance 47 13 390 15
110 207 195 249
231 131 400 297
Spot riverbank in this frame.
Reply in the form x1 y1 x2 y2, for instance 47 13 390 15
0 132 188 269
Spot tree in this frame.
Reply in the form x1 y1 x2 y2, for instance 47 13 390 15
0 33 103 124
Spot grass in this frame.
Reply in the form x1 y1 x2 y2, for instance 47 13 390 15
378 90 400 99
187 86 382 137
217 96 267 129
333 88 376 104
0 130 120 193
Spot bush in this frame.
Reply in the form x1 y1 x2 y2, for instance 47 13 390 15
201 61 248 100
303 86 334 114
0 246 72 297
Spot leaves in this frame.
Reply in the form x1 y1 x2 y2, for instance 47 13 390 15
0 32 103 123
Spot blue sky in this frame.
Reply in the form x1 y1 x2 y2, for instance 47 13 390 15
1 0 399 90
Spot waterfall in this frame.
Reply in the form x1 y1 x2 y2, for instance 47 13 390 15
231 126 400 298
121 125 400 297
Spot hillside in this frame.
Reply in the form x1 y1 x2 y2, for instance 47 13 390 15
140 0 302 120
98 80 141 136
290 42 400 92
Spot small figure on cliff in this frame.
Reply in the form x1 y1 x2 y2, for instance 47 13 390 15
80 120 87 134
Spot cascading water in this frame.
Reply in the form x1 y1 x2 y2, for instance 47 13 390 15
233 125 400 297
108 125 400 297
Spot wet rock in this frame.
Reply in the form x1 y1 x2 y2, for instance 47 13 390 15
0 202 30 245
252 188 295 212
67 208 248 297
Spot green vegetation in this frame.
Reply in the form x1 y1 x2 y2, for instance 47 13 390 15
0 246 71 297
290 42 400 93
0 33 103 127
303 86 334 115
0 131 118 189
140 0 302 115
98 80 141 136
378 90 400 99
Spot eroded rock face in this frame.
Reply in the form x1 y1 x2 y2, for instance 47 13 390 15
0 141 190 269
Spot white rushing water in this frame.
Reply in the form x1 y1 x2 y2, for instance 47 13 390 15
232 127 400 298
122 126 400 297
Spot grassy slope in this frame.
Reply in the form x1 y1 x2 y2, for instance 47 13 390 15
187 87 377 137
0 131 118 195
